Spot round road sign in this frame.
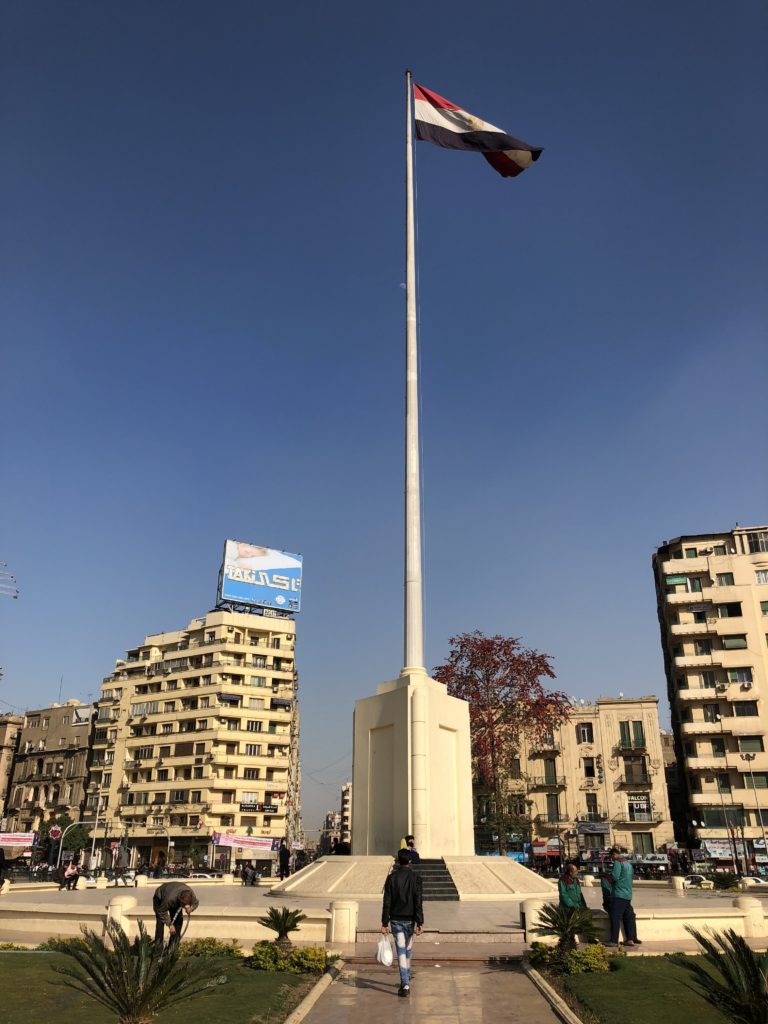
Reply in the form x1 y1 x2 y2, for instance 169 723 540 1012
49 825 62 839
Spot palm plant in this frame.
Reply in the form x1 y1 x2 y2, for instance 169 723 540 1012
532 903 600 953
257 905 307 951
53 920 221 1024
673 927 768 1024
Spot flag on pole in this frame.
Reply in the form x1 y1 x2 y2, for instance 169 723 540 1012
414 83 542 178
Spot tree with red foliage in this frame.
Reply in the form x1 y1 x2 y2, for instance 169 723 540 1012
433 631 571 854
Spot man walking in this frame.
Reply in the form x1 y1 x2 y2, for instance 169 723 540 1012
153 881 199 950
605 847 641 947
278 840 291 881
112 845 131 887
381 848 424 997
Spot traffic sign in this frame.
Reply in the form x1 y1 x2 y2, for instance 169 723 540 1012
49 826 63 840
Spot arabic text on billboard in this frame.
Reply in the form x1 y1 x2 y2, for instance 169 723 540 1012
219 540 302 612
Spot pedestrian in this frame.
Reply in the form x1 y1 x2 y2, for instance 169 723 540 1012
242 864 253 886
599 862 613 914
558 863 587 909
381 848 424 998
278 840 291 881
152 881 199 951
404 835 421 864
605 847 641 947
59 861 78 891
112 845 131 887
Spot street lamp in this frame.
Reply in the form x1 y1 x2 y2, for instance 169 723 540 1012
740 753 768 872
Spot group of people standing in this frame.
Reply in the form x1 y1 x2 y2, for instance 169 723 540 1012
558 845 641 946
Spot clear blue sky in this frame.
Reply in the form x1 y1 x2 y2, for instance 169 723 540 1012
2 1 767 831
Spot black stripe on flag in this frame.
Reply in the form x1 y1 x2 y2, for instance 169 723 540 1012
415 120 542 160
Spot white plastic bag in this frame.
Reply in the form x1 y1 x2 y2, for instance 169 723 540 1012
376 934 393 966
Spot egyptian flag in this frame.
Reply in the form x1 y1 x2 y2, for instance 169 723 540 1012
414 83 542 178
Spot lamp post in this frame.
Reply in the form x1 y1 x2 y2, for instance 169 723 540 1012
741 753 768 874
56 821 94 868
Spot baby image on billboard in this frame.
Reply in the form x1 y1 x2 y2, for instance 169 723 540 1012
219 540 303 612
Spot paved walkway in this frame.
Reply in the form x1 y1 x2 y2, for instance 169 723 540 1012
304 964 560 1024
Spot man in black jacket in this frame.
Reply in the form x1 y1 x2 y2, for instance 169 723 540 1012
381 849 424 997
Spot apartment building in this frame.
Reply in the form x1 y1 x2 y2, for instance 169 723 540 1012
86 609 300 869
653 526 768 871
340 781 352 845
4 702 94 832
0 714 23 819
477 697 674 863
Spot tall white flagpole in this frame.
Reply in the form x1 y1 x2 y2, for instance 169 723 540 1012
403 68 425 675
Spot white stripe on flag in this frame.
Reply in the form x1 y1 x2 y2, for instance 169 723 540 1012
414 98 505 136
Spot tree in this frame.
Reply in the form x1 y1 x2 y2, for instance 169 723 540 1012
674 927 768 1024
37 814 92 862
257 906 307 951
533 903 600 953
433 631 570 854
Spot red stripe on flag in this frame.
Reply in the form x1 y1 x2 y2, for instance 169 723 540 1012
414 84 462 111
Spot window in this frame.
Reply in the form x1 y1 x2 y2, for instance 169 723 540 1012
197 719 208 731
576 723 594 744
245 743 261 756
761 601 768 615
689 577 703 593
717 773 731 793
694 639 712 656
717 603 742 618
722 636 748 650
684 547 698 559
190 790 201 802
583 757 595 778
711 738 726 758
543 759 558 784
200 697 210 708
193 767 203 779
136 745 154 759
693 609 707 624
171 789 185 801
251 676 267 688
164 702 175 712
619 721 646 748
157 769 169 781
545 793 560 821
159 746 171 757
713 544 727 556
585 793 598 814
220 815 234 826
701 671 716 688
221 790 235 803
717 572 735 586
677 676 689 690
755 570 768 585
271 637 281 648
583 834 605 850
728 668 753 684
195 742 206 754
745 773 768 789
747 532 768 554
244 767 260 780
703 703 720 723
246 721 262 733
733 701 758 717
252 656 267 668
632 833 654 855
162 723 173 734
248 698 265 710
738 737 764 753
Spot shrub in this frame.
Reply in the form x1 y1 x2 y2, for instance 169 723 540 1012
286 947 331 974
533 904 600 952
36 937 88 952
713 872 740 891
257 906 307 951
0 942 30 951
249 941 288 972
564 945 611 975
528 942 555 968
673 927 768 1024
179 937 241 959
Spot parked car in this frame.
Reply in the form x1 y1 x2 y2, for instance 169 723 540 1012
188 871 217 879
683 873 715 890
742 876 768 887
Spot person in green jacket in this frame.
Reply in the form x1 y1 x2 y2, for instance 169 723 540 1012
606 847 641 946
558 863 587 909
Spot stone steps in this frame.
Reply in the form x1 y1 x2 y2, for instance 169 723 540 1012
411 858 460 902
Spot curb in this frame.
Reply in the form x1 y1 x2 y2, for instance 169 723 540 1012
522 962 585 1024
283 960 345 1024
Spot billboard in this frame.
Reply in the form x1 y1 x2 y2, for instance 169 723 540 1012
219 540 302 612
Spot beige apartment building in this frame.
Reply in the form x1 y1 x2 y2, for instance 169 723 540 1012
0 714 23 820
340 781 352 845
5 702 94 832
653 526 768 871
86 609 300 869
478 697 674 863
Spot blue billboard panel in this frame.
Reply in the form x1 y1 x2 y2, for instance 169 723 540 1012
219 540 302 612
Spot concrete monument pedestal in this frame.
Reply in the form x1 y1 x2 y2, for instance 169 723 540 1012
352 668 475 858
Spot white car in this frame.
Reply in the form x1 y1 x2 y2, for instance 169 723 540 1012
188 871 217 879
742 876 768 887
683 873 715 889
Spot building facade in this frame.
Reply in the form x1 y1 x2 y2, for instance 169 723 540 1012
653 526 768 872
340 781 352 845
85 609 300 869
4 702 94 832
476 697 674 863
0 714 23 821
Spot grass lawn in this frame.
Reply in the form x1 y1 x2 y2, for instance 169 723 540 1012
560 956 728 1024
0 953 315 1024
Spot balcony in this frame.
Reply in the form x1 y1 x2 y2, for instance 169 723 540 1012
534 814 570 829
615 740 647 754
669 622 715 636
676 687 719 702
680 721 723 737
674 655 722 669
687 756 729 771
616 774 651 787
577 812 607 823
528 741 560 756
612 811 663 824
529 776 566 788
